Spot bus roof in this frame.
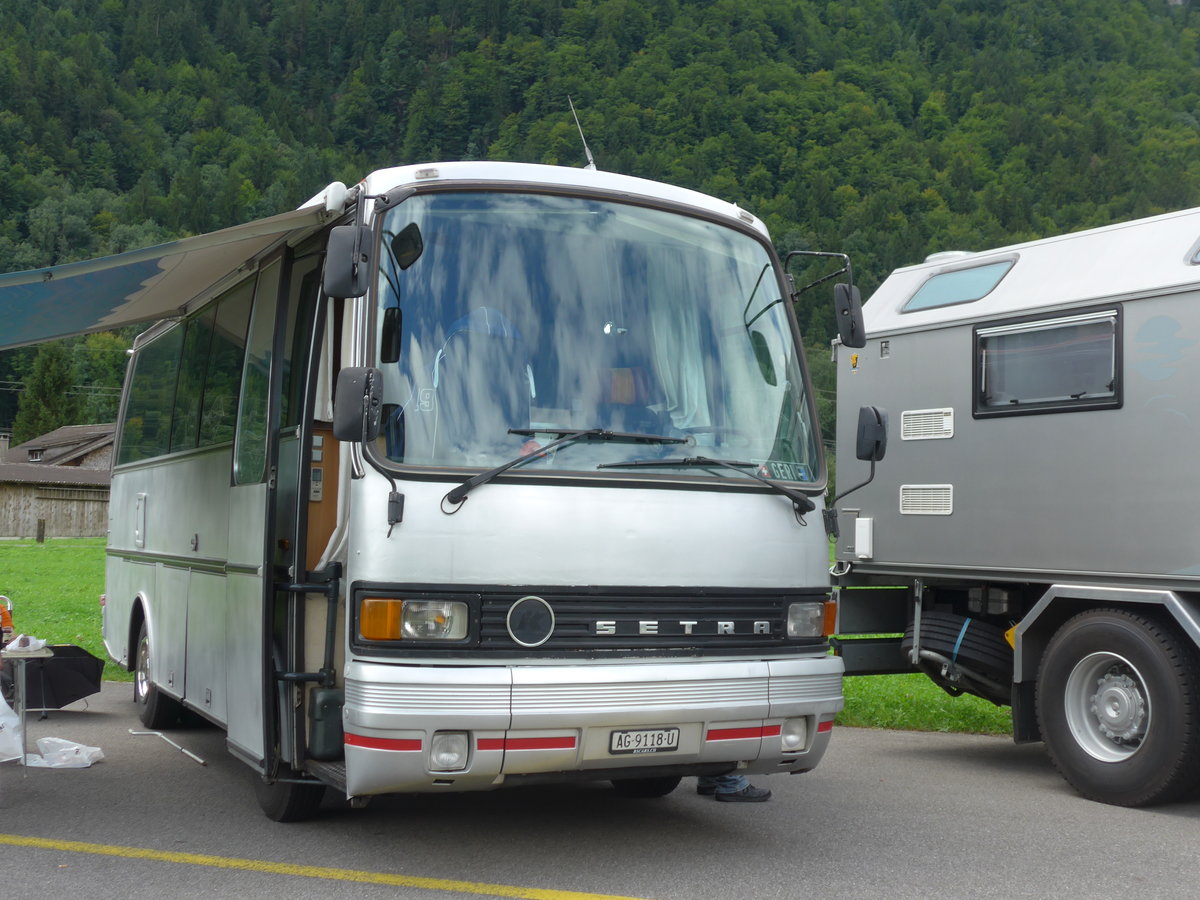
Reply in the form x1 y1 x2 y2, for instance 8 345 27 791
0 162 762 351
862 205 1200 336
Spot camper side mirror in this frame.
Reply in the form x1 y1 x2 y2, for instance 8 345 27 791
323 224 374 298
855 405 888 461
834 283 866 349
333 367 383 443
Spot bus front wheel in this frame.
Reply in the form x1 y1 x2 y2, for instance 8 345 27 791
610 775 681 798
255 768 327 821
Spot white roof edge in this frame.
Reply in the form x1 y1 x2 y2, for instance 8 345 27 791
341 161 765 236
864 206 1200 334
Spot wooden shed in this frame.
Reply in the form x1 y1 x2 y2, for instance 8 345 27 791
0 424 113 538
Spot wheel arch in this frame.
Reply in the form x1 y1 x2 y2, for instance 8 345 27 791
1015 585 1200 684
126 592 150 673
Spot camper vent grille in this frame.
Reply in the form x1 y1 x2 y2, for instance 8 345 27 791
901 408 954 440
899 484 953 515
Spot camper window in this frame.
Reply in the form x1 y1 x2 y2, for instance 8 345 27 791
903 259 1015 313
974 308 1121 417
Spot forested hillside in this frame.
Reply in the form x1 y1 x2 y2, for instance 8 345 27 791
3 0 1200 437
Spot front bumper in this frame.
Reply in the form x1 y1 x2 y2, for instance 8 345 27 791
340 655 844 797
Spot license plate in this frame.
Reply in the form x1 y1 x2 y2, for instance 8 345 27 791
609 727 680 755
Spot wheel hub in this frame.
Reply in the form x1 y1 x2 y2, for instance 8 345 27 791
1089 672 1146 743
1064 650 1151 763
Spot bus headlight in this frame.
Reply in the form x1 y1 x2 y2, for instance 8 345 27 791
360 598 469 641
780 717 808 751
787 601 835 638
430 732 470 771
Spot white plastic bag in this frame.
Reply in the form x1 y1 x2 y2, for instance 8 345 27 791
0 692 21 762
24 736 104 768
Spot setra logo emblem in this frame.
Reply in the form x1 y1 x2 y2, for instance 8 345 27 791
594 620 771 636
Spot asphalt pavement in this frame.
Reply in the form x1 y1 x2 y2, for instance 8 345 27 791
2 681 1198 899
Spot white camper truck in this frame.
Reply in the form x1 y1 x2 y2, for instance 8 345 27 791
832 207 1200 806
0 162 851 819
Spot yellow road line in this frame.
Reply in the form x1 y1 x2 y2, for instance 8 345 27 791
0 833 648 900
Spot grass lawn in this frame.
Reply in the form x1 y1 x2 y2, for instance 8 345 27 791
840 672 1011 734
1 538 1014 733
0 536 132 682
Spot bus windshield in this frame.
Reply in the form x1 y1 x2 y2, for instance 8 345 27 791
372 191 820 484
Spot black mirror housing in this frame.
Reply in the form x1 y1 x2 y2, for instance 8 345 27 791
834 282 866 348
333 366 383 443
855 405 888 461
323 224 374 298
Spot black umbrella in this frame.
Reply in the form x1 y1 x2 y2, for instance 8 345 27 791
6 644 105 713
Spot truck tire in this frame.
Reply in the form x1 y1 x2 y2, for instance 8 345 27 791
901 610 1013 683
134 619 183 729
1036 608 1200 806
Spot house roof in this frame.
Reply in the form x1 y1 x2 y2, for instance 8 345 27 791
3 423 114 466
0 461 110 486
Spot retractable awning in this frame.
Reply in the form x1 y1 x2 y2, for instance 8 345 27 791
0 203 333 351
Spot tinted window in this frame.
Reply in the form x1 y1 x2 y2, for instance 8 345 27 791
170 309 215 452
904 260 1015 312
199 281 253 445
234 260 282 485
975 309 1121 417
116 279 254 466
118 326 184 464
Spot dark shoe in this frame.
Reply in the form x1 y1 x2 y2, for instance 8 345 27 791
715 785 771 802
696 783 717 796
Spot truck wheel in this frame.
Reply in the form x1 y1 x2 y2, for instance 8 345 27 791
1036 608 1200 806
134 620 183 729
610 776 681 798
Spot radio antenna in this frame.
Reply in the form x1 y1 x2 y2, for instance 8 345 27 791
568 96 596 171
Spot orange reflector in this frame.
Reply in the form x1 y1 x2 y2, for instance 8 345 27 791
360 597 405 641
822 599 838 637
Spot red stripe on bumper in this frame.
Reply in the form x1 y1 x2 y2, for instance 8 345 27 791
817 720 834 733
477 736 577 751
706 724 782 742
344 734 422 752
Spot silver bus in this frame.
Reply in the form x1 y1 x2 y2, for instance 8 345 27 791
4 162 847 819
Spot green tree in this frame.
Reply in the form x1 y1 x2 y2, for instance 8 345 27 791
12 340 82 443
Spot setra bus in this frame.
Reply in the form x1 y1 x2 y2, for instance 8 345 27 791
2 161 852 819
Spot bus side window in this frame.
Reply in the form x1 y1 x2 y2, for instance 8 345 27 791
117 326 185 465
234 260 283 485
198 283 253 446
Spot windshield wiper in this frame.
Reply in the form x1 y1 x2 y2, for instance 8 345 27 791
598 456 817 516
442 428 686 508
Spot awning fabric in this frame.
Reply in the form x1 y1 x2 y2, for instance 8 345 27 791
0 203 331 351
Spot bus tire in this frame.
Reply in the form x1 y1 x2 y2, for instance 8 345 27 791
254 768 327 822
1036 608 1200 806
134 620 183 729
610 776 681 798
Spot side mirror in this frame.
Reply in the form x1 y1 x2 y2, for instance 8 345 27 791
855 405 888 461
834 283 866 349
333 367 383 442
323 224 374 298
